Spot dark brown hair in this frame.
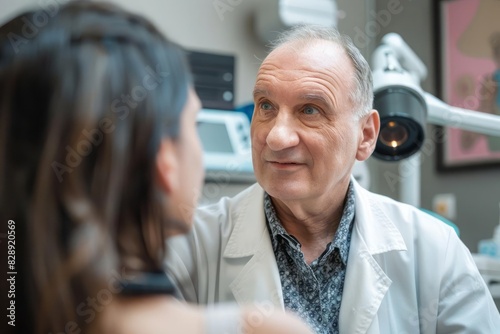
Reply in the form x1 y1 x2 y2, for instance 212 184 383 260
0 1 191 333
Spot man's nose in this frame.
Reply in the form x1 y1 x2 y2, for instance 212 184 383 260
266 113 300 151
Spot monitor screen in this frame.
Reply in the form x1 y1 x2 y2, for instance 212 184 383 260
197 122 234 153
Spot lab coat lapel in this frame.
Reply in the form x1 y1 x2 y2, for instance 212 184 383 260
223 184 284 310
339 180 407 334
228 229 284 309
339 237 392 334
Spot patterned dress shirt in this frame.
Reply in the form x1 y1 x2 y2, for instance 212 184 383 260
264 182 355 334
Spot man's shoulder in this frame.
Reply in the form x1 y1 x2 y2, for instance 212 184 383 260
356 185 456 240
191 183 265 239
197 183 263 218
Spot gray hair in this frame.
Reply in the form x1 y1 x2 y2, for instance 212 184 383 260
270 25 373 118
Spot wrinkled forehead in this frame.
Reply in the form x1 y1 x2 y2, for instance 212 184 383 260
257 40 355 93
255 39 356 99
260 39 351 73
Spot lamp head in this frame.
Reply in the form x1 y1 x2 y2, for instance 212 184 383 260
371 37 428 161
373 86 426 161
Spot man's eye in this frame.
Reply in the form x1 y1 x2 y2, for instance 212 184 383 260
260 102 273 110
303 106 319 115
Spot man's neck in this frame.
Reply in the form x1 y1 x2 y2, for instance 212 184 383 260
270 185 349 264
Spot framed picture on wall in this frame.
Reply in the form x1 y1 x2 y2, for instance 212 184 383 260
436 0 500 171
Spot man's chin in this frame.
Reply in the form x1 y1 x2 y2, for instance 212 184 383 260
261 181 307 201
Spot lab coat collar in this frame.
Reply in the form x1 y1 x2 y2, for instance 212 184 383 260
222 179 408 258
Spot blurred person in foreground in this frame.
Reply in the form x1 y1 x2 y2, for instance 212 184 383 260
0 1 312 334
165 25 500 333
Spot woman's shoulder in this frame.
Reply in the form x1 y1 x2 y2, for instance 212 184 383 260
102 297 312 334
204 304 242 333
101 296 203 334
205 303 312 334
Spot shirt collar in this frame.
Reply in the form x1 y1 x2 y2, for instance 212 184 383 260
264 181 356 265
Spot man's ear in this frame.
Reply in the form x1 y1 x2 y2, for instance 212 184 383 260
155 138 179 195
356 109 381 161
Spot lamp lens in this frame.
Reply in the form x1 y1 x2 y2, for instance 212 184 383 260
379 121 408 148
372 86 427 161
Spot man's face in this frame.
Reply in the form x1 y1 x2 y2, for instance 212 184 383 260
251 40 365 203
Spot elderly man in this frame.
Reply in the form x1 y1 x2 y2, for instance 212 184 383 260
166 25 500 333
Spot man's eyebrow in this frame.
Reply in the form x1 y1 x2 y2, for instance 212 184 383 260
253 88 270 98
252 90 332 106
299 94 331 106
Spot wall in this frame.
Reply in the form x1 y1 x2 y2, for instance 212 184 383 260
0 0 39 20
373 0 500 252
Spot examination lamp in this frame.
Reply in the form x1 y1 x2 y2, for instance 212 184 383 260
372 33 500 206
371 33 500 162
371 33 428 161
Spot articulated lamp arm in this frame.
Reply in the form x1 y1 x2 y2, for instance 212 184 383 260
372 33 500 162
425 93 500 136
372 33 500 206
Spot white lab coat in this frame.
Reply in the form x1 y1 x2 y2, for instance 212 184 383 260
165 178 500 333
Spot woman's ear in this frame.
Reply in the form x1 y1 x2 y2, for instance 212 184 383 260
155 138 179 195
356 109 381 161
